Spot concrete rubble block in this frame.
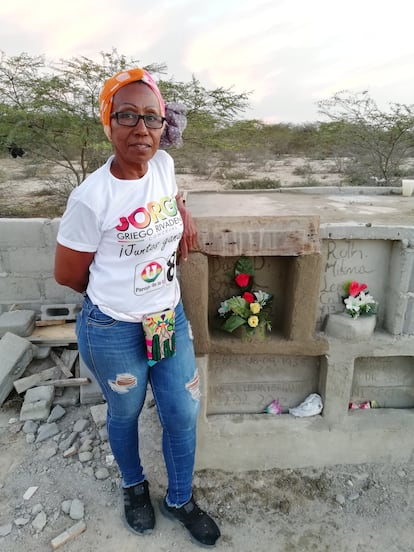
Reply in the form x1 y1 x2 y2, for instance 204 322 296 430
20 385 55 421
40 303 81 321
36 422 59 443
0 332 34 406
79 356 104 405
90 403 107 428
47 404 66 423
0 522 13 536
73 418 90 433
53 387 80 407
0 309 36 338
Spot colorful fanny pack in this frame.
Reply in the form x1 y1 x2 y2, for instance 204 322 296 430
142 309 176 366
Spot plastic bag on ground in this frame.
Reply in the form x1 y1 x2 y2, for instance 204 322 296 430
289 393 323 417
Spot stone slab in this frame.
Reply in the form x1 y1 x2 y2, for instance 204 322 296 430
0 332 33 406
0 310 36 338
194 215 320 257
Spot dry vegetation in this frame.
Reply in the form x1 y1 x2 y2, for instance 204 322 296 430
0 155 347 218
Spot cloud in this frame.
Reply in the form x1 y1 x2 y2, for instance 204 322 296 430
1 0 414 123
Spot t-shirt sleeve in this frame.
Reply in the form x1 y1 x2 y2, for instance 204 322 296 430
57 197 101 252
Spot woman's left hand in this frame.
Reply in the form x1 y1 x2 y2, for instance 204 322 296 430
176 193 198 262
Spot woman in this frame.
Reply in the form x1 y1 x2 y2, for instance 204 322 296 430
54 68 220 547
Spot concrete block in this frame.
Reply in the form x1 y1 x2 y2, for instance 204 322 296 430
40 303 81 321
0 276 41 305
9 247 54 274
325 312 376 339
25 385 55 403
79 357 104 405
0 310 36 338
0 219 45 248
20 399 52 421
0 332 34 406
20 385 55 421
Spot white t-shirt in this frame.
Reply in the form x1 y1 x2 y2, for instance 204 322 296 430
57 150 183 322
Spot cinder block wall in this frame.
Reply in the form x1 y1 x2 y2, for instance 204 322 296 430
1 216 414 470
0 218 82 314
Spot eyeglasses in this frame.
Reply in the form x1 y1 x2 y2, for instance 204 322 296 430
110 111 166 129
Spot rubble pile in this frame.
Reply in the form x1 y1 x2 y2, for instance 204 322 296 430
0 308 119 548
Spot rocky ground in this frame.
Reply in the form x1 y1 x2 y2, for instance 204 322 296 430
1 381 414 552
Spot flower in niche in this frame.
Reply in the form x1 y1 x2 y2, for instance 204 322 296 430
242 291 255 303
343 280 377 319
218 256 272 337
235 273 250 288
248 315 259 328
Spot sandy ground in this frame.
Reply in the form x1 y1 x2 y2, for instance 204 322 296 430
1 155 414 551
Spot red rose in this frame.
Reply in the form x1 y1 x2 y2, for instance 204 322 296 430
235 273 250 288
243 291 255 303
349 281 368 297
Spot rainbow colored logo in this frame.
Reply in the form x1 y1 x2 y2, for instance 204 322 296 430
141 262 162 283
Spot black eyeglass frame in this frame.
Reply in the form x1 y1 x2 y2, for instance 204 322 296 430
110 112 166 129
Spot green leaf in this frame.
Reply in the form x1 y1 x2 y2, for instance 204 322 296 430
226 296 250 317
235 256 254 276
221 315 246 333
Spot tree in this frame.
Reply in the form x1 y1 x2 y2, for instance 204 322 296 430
318 91 414 185
0 50 250 194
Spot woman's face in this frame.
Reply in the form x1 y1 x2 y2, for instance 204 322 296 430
110 81 164 176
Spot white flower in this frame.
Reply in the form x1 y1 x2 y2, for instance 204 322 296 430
344 296 361 317
218 300 230 316
254 290 271 306
344 291 377 319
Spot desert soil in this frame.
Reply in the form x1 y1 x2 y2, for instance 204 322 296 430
1 155 414 552
1 391 414 552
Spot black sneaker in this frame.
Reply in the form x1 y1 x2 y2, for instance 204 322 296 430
160 495 221 547
122 480 155 535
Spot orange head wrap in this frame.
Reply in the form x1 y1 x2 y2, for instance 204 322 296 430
99 68 166 140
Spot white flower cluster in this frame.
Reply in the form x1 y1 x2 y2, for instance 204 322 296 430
344 291 376 319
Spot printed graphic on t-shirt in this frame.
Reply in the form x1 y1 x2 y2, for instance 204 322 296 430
113 194 182 295
134 252 176 295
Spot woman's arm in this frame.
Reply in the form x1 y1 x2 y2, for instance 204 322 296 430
176 192 198 261
54 243 95 293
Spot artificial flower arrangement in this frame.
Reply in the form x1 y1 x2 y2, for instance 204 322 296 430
343 280 377 319
218 256 272 337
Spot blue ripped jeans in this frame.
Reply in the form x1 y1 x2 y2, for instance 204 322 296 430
76 295 200 507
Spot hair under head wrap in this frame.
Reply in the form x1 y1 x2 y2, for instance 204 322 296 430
99 68 166 140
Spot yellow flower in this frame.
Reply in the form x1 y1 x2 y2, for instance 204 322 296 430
250 302 261 314
248 315 259 328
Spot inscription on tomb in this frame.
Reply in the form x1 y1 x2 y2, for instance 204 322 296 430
207 354 320 415
351 356 414 407
317 239 390 329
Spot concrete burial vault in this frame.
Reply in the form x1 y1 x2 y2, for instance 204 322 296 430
0 188 414 470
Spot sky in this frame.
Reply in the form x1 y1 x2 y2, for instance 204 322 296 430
1 0 413 124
